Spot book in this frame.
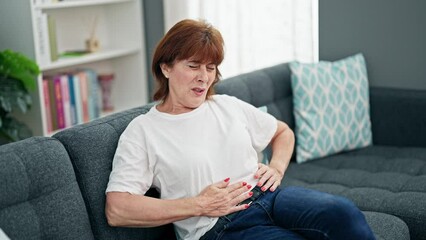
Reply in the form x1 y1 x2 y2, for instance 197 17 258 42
47 77 58 131
77 71 90 123
59 50 90 58
60 74 72 128
71 73 84 124
53 75 65 129
67 74 77 125
42 78 53 133
34 11 51 65
47 14 59 62
85 69 100 120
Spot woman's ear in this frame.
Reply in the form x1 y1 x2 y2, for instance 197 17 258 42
160 63 170 79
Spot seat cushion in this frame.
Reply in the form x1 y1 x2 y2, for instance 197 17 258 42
53 104 176 240
0 137 94 240
363 211 410 240
283 145 426 240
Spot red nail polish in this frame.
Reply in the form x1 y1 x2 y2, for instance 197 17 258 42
245 204 250 209
242 182 247 186
261 187 266 192
249 192 253 196
224 178 230 182
247 185 252 189
257 182 262 187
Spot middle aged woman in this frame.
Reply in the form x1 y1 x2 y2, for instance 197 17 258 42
105 19 375 240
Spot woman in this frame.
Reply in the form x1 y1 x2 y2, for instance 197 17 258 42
105 19 375 240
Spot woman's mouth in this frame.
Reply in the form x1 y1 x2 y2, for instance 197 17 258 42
192 87 206 96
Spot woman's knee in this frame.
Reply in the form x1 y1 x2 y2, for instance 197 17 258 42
315 194 375 239
276 187 375 239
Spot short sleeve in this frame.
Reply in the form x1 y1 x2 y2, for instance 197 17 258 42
106 137 153 195
235 99 277 153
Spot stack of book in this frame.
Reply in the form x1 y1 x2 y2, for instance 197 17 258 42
42 69 102 133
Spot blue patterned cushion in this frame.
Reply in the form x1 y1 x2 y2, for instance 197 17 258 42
289 53 372 163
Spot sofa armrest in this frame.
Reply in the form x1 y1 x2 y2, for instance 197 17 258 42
369 87 426 147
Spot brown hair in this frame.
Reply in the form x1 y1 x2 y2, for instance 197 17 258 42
152 19 224 101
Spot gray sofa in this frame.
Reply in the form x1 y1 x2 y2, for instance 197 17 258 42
0 62 425 240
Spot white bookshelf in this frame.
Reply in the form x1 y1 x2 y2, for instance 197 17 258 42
0 0 148 136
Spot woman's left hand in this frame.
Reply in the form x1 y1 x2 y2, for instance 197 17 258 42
255 163 284 192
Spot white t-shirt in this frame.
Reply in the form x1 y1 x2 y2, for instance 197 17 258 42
106 94 277 240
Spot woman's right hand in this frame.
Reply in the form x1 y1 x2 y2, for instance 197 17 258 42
194 178 253 217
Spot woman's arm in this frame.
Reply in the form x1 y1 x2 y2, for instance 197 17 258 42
255 120 295 192
105 179 253 227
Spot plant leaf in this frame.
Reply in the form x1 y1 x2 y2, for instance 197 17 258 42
0 76 31 113
0 49 40 91
17 97 28 113
0 115 32 142
0 95 12 112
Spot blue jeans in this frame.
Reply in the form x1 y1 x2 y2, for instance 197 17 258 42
201 186 375 240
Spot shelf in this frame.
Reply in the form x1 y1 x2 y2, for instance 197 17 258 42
40 48 140 71
35 0 133 10
3 0 147 137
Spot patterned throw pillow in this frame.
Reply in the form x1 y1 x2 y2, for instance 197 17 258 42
290 53 372 163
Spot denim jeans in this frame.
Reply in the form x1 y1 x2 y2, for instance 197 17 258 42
201 186 375 240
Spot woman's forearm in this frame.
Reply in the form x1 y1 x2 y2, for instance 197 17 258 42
106 192 199 227
105 180 252 228
269 120 295 176
254 120 295 192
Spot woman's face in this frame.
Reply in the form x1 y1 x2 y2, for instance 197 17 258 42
160 59 217 114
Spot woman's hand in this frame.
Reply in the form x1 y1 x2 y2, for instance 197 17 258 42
195 178 252 217
255 163 284 192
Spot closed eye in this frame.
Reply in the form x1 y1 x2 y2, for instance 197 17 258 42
207 65 216 71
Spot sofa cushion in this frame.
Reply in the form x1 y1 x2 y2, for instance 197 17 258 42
0 137 94 240
283 145 426 240
289 53 372 163
363 211 410 240
53 104 176 240
215 63 295 162
215 62 295 129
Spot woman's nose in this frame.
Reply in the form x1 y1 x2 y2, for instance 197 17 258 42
197 68 209 82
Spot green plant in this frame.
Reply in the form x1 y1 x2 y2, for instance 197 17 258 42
0 49 40 143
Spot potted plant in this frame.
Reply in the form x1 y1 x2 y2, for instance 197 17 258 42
0 49 40 144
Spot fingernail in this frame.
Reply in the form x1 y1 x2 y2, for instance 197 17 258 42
254 175 259 179
247 185 252 189
261 187 266 192
242 182 247 186
245 204 250 209
224 178 230 182
249 192 253 196
257 182 262 187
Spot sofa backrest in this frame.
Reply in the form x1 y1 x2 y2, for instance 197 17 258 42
53 104 175 240
0 137 94 240
215 63 295 129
